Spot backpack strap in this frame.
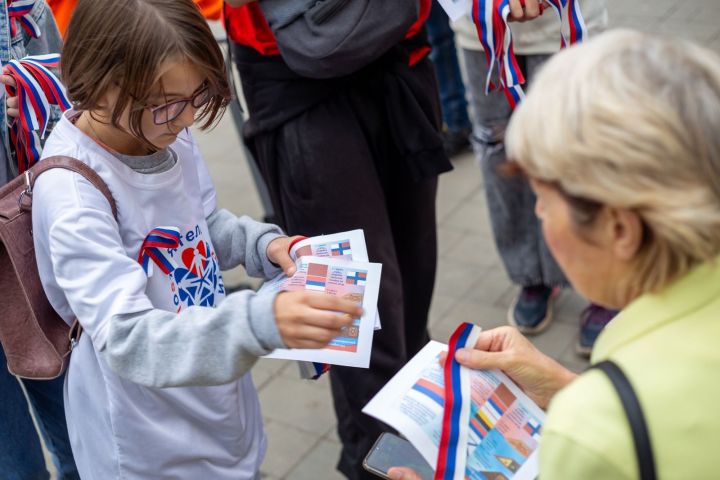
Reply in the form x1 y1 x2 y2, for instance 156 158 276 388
589 360 657 480
22 155 118 220
23 155 119 351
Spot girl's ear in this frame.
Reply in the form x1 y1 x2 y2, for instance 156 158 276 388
609 208 643 261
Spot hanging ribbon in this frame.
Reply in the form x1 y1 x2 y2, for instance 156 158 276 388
137 227 181 277
5 54 72 173
472 0 587 108
8 0 41 39
435 322 482 480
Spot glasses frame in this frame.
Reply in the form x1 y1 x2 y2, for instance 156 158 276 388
146 84 212 125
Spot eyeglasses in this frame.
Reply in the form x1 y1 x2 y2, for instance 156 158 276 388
146 85 212 125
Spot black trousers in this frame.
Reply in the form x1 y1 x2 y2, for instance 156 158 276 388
243 57 442 479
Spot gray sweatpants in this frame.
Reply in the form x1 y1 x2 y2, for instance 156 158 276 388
462 49 567 288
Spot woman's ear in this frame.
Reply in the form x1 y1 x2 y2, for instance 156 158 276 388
609 208 644 261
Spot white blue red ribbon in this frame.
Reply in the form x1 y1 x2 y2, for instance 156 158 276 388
472 0 587 108
8 0 41 39
137 227 181 277
435 322 482 480
5 54 71 173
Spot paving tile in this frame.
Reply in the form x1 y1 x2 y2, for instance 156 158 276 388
428 293 459 327
433 258 490 298
527 321 577 360
553 289 589 326
286 440 345 480
430 299 509 343
461 265 514 307
258 373 336 436
253 359 295 391
260 421 320 478
436 225 465 255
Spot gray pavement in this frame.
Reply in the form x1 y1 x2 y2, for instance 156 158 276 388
195 2 720 478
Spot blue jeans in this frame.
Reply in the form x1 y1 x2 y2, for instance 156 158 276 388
425 1 471 134
0 347 79 480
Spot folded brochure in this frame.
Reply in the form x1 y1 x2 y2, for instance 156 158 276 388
363 339 545 479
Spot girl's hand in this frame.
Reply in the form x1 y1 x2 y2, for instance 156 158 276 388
266 235 303 276
273 291 363 349
455 326 577 409
1 69 18 119
387 467 422 480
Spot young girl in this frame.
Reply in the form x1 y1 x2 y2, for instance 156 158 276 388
31 0 361 478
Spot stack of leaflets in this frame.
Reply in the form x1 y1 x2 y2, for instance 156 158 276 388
363 340 546 480
259 230 382 371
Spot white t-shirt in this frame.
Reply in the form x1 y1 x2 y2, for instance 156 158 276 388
32 112 266 479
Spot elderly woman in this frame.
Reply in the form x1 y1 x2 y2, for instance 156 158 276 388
390 30 720 479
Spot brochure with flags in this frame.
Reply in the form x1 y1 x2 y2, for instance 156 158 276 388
287 230 381 329
363 338 545 480
259 230 382 369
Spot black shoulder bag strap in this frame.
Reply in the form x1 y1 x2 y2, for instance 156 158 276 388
589 360 657 480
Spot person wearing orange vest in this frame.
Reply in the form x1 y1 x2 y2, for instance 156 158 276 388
48 0 222 35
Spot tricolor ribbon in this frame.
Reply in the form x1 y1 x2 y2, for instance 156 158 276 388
5 54 72 173
137 227 181 277
435 322 482 480
472 0 587 108
8 0 41 39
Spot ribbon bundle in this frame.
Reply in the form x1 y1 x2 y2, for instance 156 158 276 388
435 322 482 480
472 0 587 108
137 227 181 277
4 54 72 173
8 0 41 39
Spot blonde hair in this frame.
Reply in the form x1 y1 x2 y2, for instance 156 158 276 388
506 30 720 295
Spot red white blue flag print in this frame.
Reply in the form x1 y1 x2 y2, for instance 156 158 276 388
5 54 72 173
472 0 587 108
435 322 482 480
137 227 181 277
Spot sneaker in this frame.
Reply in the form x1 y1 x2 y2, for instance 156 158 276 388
576 304 618 358
442 128 471 158
507 285 555 335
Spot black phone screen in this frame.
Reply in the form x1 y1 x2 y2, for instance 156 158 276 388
363 433 435 480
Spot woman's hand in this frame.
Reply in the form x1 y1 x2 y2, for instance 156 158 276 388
273 291 363 349
266 235 303 276
1 69 18 119
455 326 577 409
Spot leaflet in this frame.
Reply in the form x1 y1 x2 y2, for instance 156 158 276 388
363 341 545 480
437 0 473 21
289 230 381 330
262 255 382 368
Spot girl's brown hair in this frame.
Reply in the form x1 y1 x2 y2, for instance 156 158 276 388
62 0 231 144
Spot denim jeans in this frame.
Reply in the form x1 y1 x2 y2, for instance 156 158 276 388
462 48 567 287
0 347 79 480
426 1 471 134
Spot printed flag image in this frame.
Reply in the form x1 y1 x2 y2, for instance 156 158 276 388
306 263 328 291
411 378 445 407
477 383 517 433
346 270 367 286
524 418 541 440
331 241 352 256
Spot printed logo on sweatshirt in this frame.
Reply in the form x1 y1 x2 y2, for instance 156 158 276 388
138 224 225 312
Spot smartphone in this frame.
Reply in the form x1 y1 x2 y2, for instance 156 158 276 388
363 432 434 480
